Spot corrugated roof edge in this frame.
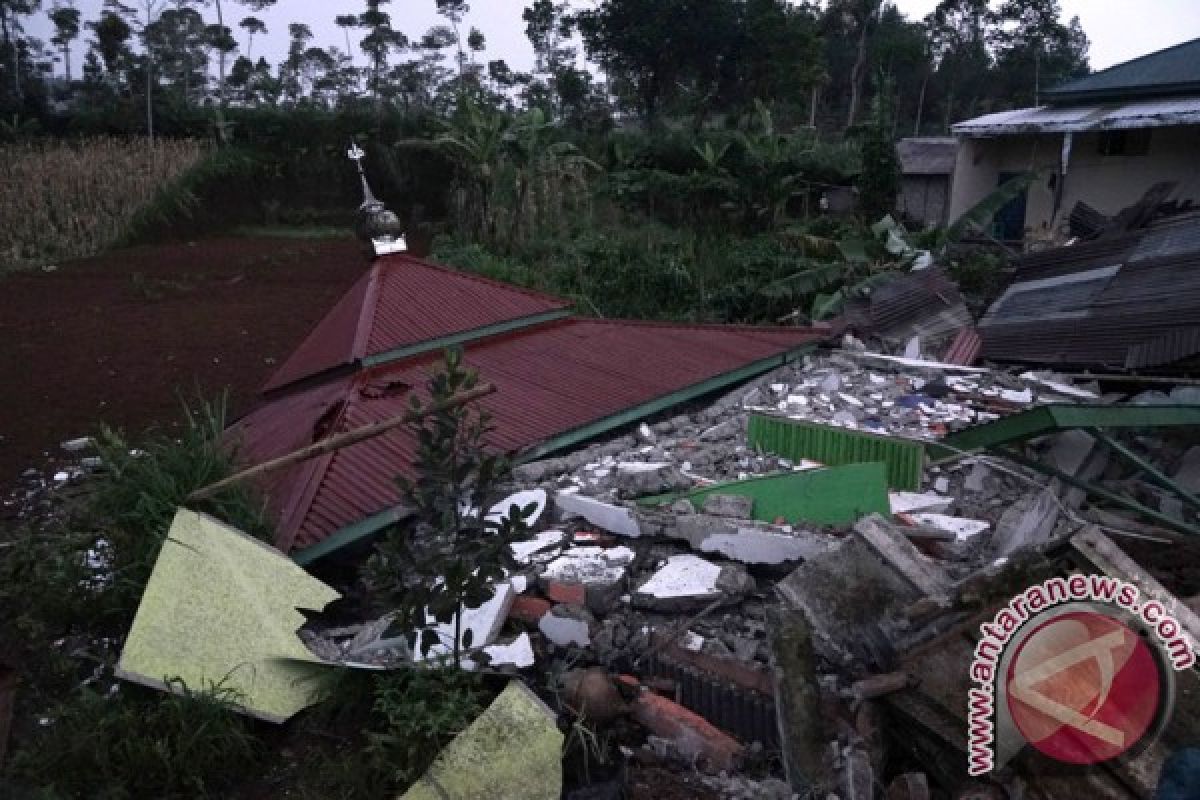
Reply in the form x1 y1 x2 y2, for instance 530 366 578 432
1045 38 1200 103
387 253 574 309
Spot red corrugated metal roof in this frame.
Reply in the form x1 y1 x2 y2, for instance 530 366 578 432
943 327 983 366
231 318 824 553
262 254 572 392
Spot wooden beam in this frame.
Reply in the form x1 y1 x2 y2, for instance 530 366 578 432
188 383 496 503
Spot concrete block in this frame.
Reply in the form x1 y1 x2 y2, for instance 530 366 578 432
992 488 1059 557
554 491 641 537
633 554 754 612
538 604 593 648
700 493 755 519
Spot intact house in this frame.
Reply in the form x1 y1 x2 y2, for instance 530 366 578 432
947 37 1200 242
895 137 957 229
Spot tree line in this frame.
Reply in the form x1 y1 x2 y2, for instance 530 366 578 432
1 0 1090 139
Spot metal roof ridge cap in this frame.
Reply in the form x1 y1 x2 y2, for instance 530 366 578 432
360 307 576 368
351 262 385 362
399 252 574 308
582 317 830 336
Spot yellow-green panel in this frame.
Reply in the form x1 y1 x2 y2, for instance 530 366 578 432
116 508 340 723
400 681 562 800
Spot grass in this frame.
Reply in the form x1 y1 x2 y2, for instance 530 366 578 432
0 137 206 272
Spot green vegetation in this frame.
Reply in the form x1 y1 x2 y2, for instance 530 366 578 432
365 349 533 664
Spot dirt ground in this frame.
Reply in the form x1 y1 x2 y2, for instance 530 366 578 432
0 236 368 486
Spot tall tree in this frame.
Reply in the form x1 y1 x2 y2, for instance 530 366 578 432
86 6 131 83
926 0 991 130
237 14 262 59
47 2 80 81
107 0 166 140
990 0 1088 106
1 0 41 106
334 13 356 63
435 0 468 91
279 21 311 104
358 0 405 106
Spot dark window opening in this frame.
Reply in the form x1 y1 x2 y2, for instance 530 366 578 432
1097 129 1151 157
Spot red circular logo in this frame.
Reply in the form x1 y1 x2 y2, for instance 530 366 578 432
1006 610 1162 765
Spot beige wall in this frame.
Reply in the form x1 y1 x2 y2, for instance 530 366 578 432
897 175 950 228
947 124 1200 237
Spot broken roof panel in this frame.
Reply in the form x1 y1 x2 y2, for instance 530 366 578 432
979 219 1200 369
952 96 1200 136
262 255 572 392
232 318 824 555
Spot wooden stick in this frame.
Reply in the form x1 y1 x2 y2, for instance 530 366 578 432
188 383 496 502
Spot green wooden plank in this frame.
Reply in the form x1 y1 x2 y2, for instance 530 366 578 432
638 462 891 525
747 415 925 490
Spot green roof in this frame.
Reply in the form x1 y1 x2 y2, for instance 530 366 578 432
1045 37 1200 104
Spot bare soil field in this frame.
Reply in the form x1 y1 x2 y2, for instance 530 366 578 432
0 236 366 485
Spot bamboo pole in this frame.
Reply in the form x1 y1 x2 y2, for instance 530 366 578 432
188 382 496 503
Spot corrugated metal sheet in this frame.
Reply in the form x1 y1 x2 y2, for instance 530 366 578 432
1011 236 1138 282
844 267 971 344
746 415 925 490
981 214 1200 369
232 319 825 552
262 255 571 392
943 327 982 366
952 96 1200 135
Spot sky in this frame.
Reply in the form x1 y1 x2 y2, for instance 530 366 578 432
26 0 1200 80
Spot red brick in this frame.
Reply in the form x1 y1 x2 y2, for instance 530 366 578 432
508 596 552 625
545 581 587 606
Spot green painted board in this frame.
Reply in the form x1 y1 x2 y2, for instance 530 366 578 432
747 414 925 490
116 508 340 723
638 462 891 526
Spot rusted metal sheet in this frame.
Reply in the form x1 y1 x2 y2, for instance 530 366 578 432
231 319 825 553
263 255 571 392
942 327 982 366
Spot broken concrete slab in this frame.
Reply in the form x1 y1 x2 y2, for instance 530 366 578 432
486 488 547 527
767 608 830 794
478 633 535 670
554 490 641 537
902 513 990 541
991 487 1060 557
674 514 838 565
400 681 561 800
633 555 755 612
116 509 340 723
775 515 949 669
539 545 635 614
538 604 594 648
888 491 953 514
510 530 565 564
414 581 516 663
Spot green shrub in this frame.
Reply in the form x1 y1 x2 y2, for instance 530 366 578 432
5 681 262 800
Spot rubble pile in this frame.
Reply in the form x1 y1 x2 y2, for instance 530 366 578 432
293 350 1199 798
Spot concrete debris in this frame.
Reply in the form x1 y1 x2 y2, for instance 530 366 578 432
486 488 547 527
633 555 755 612
540 545 635 614
615 462 692 497
699 493 754 519
511 530 566 564
477 633 535 670
888 491 953 514
538 603 594 647
991 488 1060 557
672 513 838 565
414 581 517 663
901 512 990 541
555 490 642 537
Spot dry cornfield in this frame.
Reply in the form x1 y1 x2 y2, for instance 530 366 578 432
0 137 206 271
